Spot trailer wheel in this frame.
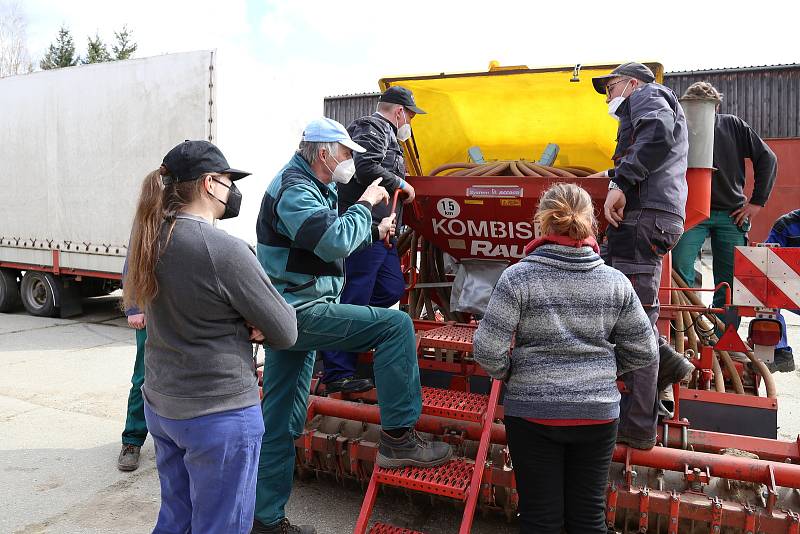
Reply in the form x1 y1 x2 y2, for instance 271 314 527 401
20 271 60 317
0 268 22 312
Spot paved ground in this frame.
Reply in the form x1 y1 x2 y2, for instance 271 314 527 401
1 294 798 534
0 297 515 534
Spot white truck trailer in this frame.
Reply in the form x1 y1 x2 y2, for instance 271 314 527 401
0 50 216 317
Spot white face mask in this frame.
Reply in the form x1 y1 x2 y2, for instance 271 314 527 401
324 152 356 184
396 109 412 142
607 80 632 120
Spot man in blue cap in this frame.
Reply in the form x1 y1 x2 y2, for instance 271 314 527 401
252 117 451 534
319 86 425 394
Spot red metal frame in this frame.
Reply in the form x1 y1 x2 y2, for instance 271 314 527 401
352 378 502 534
384 189 403 249
312 396 800 489
314 390 800 468
303 405 800 532
421 386 489 423
374 459 473 500
321 224 797 530
679 387 778 410
310 394 506 443
609 484 799 531
458 379 502 534
612 444 800 488
659 283 732 315
308 394 800 489
417 324 477 352
0 249 122 281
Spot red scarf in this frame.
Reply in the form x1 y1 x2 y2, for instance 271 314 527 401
524 234 600 255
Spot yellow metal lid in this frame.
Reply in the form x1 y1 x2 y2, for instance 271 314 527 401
380 61 663 176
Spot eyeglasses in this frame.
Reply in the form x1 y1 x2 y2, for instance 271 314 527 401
605 80 626 95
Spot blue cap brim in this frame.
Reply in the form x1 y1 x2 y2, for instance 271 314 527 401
338 138 366 153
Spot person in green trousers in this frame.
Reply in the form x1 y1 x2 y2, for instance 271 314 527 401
672 82 777 323
118 244 148 472
118 310 147 471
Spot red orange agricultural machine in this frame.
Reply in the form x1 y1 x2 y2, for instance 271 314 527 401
288 63 800 533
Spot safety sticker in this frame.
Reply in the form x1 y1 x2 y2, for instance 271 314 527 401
437 198 461 218
466 185 523 198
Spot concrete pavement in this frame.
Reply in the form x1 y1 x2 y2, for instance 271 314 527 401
1 295 798 533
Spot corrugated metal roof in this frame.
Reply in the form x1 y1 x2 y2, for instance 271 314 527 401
325 91 381 100
325 64 800 139
663 67 799 138
323 93 380 127
666 63 800 75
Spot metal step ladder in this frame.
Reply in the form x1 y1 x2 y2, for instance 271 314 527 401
354 324 502 534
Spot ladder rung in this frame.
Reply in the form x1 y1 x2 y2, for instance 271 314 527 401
374 458 473 500
418 325 476 352
421 386 488 423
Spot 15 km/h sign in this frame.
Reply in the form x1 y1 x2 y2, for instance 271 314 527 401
404 175 610 261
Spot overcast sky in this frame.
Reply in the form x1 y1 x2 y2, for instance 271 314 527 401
18 0 799 241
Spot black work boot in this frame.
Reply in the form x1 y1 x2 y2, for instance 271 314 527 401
656 340 695 392
325 376 374 394
117 444 141 472
767 348 796 373
377 429 453 469
251 518 316 534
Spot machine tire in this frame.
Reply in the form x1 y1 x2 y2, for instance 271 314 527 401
0 268 22 312
20 271 60 317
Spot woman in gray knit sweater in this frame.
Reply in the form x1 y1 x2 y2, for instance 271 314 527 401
473 183 658 534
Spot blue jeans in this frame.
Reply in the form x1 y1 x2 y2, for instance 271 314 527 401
321 242 406 383
144 401 264 534
255 302 421 527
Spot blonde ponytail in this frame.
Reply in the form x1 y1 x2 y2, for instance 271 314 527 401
535 183 596 240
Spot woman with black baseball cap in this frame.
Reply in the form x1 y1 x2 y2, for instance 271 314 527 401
123 140 298 533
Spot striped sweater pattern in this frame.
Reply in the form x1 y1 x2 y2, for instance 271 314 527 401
473 244 658 420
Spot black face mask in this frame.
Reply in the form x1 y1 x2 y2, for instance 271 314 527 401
209 178 242 219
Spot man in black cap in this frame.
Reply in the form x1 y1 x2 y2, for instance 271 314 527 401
591 62 695 450
319 86 424 394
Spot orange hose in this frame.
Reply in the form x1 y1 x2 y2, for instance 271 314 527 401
509 161 525 177
429 162 478 176
484 162 510 176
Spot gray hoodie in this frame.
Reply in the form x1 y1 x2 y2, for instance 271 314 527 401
142 214 297 420
473 244 657 420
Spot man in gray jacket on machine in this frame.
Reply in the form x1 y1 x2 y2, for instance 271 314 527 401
591 62 696 450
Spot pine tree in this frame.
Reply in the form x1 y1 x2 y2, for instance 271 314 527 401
112 25 136 60
83 33 111 64
39 25 78 69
